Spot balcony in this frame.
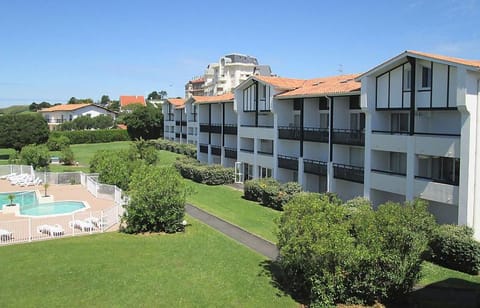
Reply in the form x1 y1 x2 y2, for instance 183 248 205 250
210 124 221 134
332 129 364 146
181 121 187 126
240 148 254 153
175 121 180 126
257 150 273 156
304 127 329 143
181 133 187 139
278 126 301 140
175 133 180 138
200 123 209 133
304 159 327 176
211 145 221 156
371 169 406 195
199 144 208 154
415 175 459 186
333 163 364 183
224 147 237 159
278 155 299 171
223 124 237 135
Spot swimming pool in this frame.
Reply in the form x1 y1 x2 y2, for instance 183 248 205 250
0 191 86 216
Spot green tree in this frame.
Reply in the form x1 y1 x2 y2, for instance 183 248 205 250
129 139 158 165
89 150 132 191
46 135 70 150
147 90 167 101
60 146 75 165
20 144 50 169
100 95 110 106
123 104 163 140
0 113 49 150
108 100 120 112
122 165 186 234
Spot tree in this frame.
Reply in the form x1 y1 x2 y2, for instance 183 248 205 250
68 97 77 104
30 101 52 112
147 90 167 101
129 139 158 165
68 97 93 104
60 146 75 165
123 104 163 140
89 150 132 191
100 95 110 106
20 144 50 169
108 100 120 112
121 165 187 234
0 113 49 151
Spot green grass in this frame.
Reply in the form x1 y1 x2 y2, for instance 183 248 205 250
419 261 480 288
0 218 296 307
185 180 280 242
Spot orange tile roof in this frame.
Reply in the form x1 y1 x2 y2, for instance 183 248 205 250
253 76 306 90
408 50 480 68
120 95 145 107
189 77 205 83
192 93 234 104
166 98 185 106
38 103 92 112
277 74 361 98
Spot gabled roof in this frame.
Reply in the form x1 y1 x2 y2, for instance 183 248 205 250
191 93 234 104
166 98 185 106
253 75 306 90
39 103 92 112
358 50 480 79
120 95 146 107
276 74 361 99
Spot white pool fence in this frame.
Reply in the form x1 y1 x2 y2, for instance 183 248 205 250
0 165 127 245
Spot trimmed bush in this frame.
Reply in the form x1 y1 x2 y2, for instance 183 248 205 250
60 146 75 165
277 196 435 306
50 129 130 144
174 157 234 185
244 178 302 210
153 139 196 158
20 144 50 169
46 135 70 151
428 224 480 274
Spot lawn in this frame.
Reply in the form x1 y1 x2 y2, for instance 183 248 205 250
0 218 296 307
419 261 480 288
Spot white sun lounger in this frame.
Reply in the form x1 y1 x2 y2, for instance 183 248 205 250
0 173 16 180
37 224 65 237
0 228 13 241
69 220 95 232
84 217 107 228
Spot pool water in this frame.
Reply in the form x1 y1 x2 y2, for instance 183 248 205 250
0 191 86 216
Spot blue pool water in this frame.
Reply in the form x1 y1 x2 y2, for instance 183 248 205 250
0 191 85 216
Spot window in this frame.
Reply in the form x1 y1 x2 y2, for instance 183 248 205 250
243 85 256 112
319 97 329 110
417 156 460 185
350 113 365 131
421 66 432 88
390 152 407 175
260 84 266 101
403 66 412 90
349 96 360 109
293 99 302 111
69 115 73 121
319 113 329 129
349 147 364 167
391 113 409 133
258 166 272 179
243 163 253 181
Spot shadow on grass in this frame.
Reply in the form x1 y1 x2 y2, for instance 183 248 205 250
258 259 309 305
259 261 480 308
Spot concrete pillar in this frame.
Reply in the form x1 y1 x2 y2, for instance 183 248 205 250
405 136 415 201
298 157 304 187
327 162 335 193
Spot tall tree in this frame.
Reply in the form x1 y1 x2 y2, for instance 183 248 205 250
100 95 110 106
123 104 163 140
0 113 49 150
147 90 167 100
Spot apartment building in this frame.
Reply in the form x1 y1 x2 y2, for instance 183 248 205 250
185 77 205 98
359 50 480 238
203 54 272 96
163 98 185 143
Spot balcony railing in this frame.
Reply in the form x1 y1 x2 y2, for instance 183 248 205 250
415 175 459 186
175 133 180 138
332 129 365 146
181 121 187 126
211 145 221 156
304 159 327 176
240 148 254 153
223 124 237 135
257 150 273 156
278 155 299 171
181 133 187 139
224 147 237 159
371 169 406 177
46 119 66 124
175 121 180 126
278 126 301 140
210 124 221 134
200 123 209 133
304 127 329 143
199 144 208 153
333 163 364 183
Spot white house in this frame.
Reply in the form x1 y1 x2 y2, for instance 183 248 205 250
38 103 116 130
162 98 186 143
358 50 480 238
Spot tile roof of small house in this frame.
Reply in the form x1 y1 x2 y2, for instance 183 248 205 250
253 76 306 90
166 98 185 109
192 93 234 104
276 74 361 99
408 50 480 68
119 95 146 107
38 103 92 112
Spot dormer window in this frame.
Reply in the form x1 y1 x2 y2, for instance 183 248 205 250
421 66 432 88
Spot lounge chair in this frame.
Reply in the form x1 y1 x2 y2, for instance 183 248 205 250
84 217 107 228
69 220 95 232
0 173 16 180
37 224 64 237
0 228 13 241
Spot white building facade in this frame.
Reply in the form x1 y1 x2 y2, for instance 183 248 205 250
39 103 116 130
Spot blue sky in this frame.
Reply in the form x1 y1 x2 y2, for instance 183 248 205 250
0 0 479 107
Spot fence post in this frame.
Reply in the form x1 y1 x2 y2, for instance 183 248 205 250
101 210 104 233
72 213 75 236
28 218 32 242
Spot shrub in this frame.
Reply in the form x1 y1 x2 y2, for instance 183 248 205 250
60 146 75 165
121 165 186 234
0 113 49 150
20 144 50 169
174 156 234 185
153 139 196 158
47 135 71 151
49 129 130 144
428 224 480 274
277 195 434 306
90 150 132 190
129 139 158 165
244 178 302 210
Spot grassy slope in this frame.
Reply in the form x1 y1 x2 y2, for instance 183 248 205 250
419 261 480 287
0 218 296 307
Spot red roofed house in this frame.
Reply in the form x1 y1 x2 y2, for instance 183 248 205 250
162 98 186 142
38 103 116 130
119 96 146 110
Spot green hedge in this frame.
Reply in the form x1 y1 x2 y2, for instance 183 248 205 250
174 156 234 185
428 224 480 275
50 129 130 144
244 178 302 210
153 139 196 158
